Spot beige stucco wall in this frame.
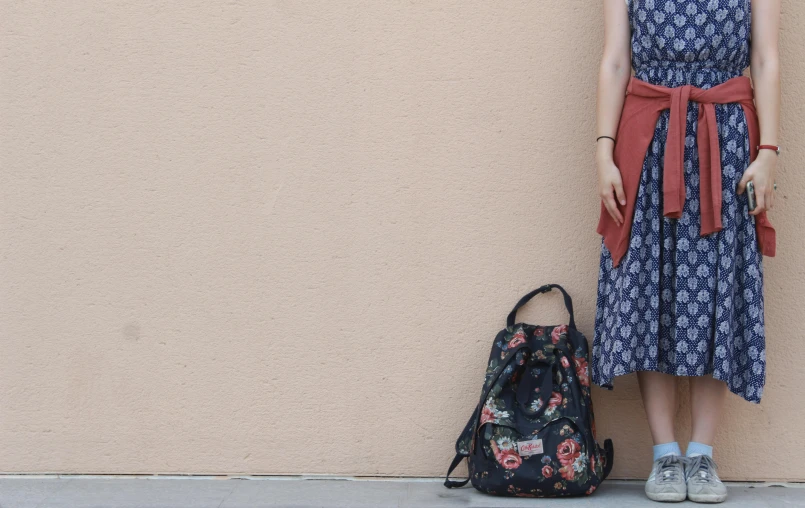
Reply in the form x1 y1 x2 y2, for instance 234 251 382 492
1 1 804 481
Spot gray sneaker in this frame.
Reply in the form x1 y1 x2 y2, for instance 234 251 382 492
685 454 728 503
645 454 687 502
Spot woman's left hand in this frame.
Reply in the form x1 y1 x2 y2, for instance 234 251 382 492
737 150 778 215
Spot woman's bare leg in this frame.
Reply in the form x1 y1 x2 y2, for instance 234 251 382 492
639 371 686 502
637 371 678 444
689 375 728 446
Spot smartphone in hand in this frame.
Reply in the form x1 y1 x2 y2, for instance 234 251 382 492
746 181 756 212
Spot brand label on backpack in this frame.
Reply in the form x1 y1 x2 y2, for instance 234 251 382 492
516 438 543 456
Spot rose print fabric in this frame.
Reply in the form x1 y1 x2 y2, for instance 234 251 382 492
592 0 767 403
446 285 613 497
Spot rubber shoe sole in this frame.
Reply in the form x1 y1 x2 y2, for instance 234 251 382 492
645 485 687 502
687 489 728 503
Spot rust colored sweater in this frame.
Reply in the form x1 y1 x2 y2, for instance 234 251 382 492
597 75 776 268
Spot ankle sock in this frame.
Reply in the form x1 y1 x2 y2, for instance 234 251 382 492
686 441 713 458
653 441 682 461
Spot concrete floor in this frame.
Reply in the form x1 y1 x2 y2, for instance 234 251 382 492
0 477 803 508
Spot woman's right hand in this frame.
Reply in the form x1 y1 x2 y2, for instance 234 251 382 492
597 157 626 226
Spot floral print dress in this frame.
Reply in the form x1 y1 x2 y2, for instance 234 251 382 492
592 0 767 403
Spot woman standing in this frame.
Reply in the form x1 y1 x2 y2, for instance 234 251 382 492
592 0 780 503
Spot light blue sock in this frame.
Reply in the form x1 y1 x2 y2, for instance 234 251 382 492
653 441 682 461
686 441 713 458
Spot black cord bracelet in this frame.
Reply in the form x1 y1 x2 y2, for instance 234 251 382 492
597 135 616 143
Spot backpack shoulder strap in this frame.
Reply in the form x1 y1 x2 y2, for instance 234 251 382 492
444 342 531 488
602 439 614 480
444 402 478 488
444 453 470 488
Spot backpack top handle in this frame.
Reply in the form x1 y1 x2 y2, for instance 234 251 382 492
506 284 576 330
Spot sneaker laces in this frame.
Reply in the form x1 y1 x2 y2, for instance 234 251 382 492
655 454 682 483
685 454 719 484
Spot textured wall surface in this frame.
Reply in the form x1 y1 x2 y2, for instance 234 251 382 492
1 1 804 480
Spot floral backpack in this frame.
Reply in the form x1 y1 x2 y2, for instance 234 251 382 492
444 284 614 497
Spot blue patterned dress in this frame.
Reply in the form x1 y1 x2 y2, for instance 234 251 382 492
592 0 766 403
